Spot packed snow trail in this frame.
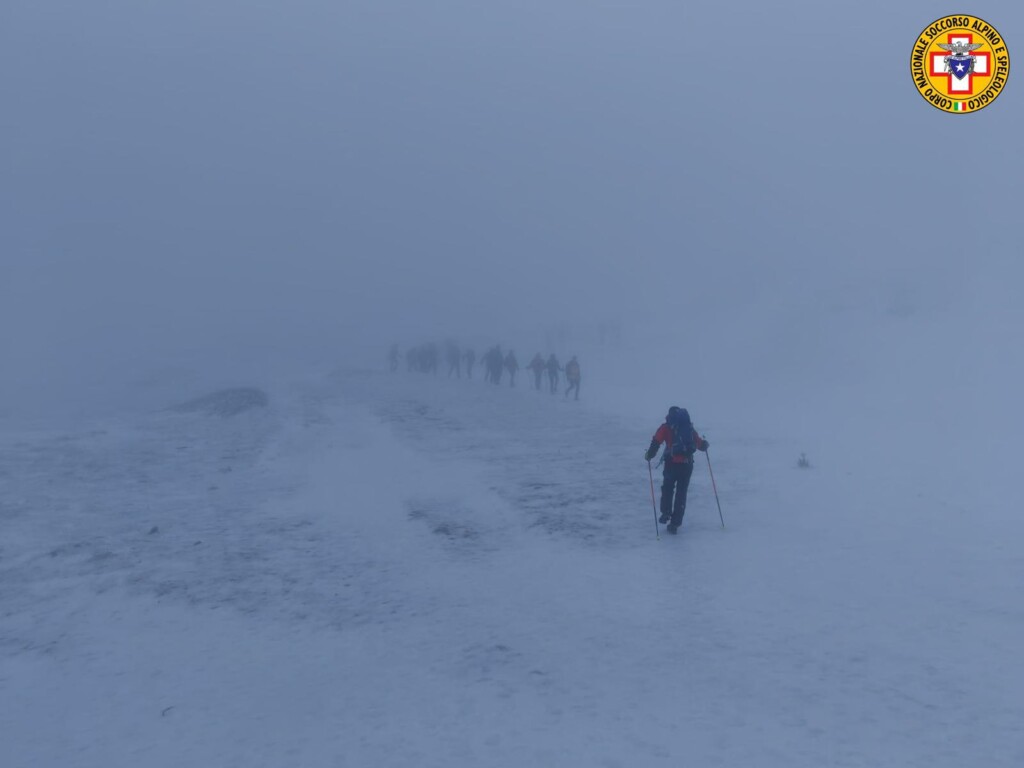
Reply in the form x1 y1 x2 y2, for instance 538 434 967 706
1 369 1021 767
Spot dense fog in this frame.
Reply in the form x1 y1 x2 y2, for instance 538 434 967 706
4 2 1023 764
5 0 1022 499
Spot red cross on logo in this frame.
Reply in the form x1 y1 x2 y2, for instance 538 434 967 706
930 33 992 96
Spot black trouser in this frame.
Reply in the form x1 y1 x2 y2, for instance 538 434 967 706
661 461 694 526
533 370 542 390
565 378 580 400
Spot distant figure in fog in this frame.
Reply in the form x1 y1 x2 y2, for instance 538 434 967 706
545 354 562 394
482 346 501 384
388 344 399 373
424 343 439 375
504 350 519 387
463 348 476 379
446 341 461 378
564 355 581 400
489 346 504 385
482 348 492 383
527 353 545 391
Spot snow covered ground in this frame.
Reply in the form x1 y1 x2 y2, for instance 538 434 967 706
2 362 1021 767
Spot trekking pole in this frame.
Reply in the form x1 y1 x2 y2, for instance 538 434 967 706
647 460 660 540
703 441 725 528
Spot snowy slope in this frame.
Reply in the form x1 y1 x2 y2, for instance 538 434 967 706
1 369 1022 767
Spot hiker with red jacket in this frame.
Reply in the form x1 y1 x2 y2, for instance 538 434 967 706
644 407 709 534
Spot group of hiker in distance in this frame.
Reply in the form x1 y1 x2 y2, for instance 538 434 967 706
389 342 583 400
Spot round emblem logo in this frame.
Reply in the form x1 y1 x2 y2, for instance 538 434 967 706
911 15 1009 113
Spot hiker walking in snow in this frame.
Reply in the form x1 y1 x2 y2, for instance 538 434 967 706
463 348 476 379
446 341 461 378
526 353 545 390
545 354 562 394
481 347 493 383
504 350 519 387
644 407 708 534
485 346 503 385
388 344 399 373
564 355 581 400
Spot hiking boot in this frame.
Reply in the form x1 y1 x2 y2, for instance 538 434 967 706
659 514 671 524
666 524 678 534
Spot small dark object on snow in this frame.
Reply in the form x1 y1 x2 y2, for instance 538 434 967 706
148 526 159 535
798 453 811 469
171 388 268 417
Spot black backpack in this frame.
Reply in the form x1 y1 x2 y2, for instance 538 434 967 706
666 408 696 458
